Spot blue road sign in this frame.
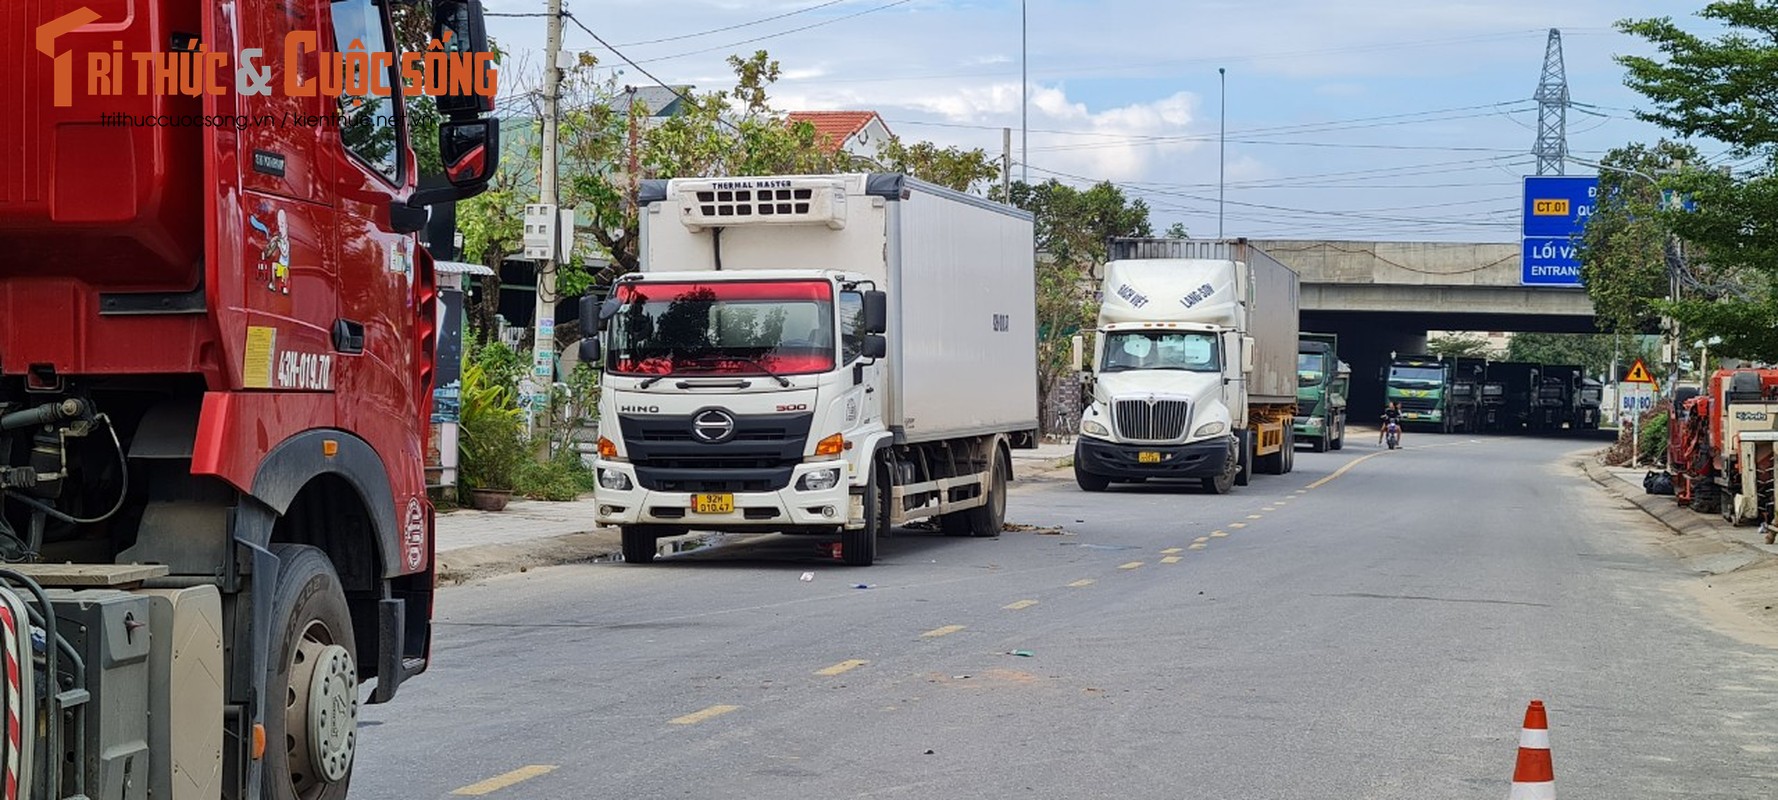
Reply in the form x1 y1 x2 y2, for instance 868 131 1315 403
1522 236 1584 286
1522 175 1599 238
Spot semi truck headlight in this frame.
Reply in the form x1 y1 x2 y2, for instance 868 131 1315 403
1193 421 1227 437
798 468 842 491
1081 420 1110 437
598 469 632 491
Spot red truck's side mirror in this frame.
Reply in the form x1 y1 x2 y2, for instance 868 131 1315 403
440 119 499 188
432 0 494 120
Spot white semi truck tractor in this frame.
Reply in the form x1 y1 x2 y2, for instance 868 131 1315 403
1070 238 1301 494
580 173 1039 566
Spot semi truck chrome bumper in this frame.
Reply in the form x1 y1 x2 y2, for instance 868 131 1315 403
1074 436 1228 479
590 460 852 528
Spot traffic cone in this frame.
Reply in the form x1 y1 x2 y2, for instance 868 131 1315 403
1509 699 1555 799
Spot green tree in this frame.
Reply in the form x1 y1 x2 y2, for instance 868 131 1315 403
1427 333 1494 359
1004 179 1153 431
1577 140 1701 334
1602 1 1778 360
1506 333 1659 381
1163 222 1190 239
874 137 1002 194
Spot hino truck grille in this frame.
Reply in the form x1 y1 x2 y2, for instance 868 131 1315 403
1113 399 1190 442
618 412 814 492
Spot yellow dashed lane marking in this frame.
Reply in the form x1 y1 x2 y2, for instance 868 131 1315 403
1307 451 1388 489
452 766 558 795
670 705 741 725
1247 514 1264 519
1295 489 1308 494
1119 561 1144 570
815 659 869 676
1161 555 1182 564
1192 536 1209 544
1161 547 1184 555
922 624 966 638
1210 531 1229 538
1262 506 1278 511
1188 543 1207 550
1068 579 1096 588
1230 523 1248 529
1004 599 1039 610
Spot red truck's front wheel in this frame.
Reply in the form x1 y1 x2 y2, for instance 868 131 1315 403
265 544 359 800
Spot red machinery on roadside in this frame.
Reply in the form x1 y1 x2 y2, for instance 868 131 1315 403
1669 369 1778 530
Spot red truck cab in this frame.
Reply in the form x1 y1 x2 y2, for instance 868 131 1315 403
0 0 499 796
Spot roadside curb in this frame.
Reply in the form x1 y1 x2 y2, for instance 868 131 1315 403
435 528 623 585
1577 458 1778 566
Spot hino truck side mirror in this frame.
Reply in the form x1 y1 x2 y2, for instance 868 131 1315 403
862 335 887 360
579 337 602 364
432 0 494 119
862 291 888 335
1241 335 1255 373
1070 334 1085 373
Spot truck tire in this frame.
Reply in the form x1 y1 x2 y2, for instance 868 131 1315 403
842 457 886 566
264 544 358 800
621 526 661 564
1074 463 1111 492
962 450 1008 537
1281 430 1295 474
1258 429 1286 475
1309 429 1327 453
1330 422 1344 451
1234 430 1253 486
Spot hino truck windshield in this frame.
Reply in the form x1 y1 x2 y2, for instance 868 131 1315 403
608 280 837 376
1101 331 1220 372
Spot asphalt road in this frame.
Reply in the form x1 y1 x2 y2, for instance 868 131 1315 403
353 432 1778 799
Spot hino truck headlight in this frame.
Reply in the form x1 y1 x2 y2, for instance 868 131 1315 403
1193 421 1227 437
598 468 632 491
798 468 842 491
1081 420 1110 437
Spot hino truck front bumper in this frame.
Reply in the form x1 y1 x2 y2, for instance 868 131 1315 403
1074 436 1228 479
590 459 855 530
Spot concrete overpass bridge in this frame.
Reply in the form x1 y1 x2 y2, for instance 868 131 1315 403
1250 239 1601 416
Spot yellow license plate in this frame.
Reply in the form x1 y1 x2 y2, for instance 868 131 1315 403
692 494 734 514
1138 451 1162 464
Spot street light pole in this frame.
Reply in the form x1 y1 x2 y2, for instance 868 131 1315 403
1218 67 1226 239
1021 0 1027 187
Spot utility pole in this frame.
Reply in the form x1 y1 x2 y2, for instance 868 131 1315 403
529 0 564 437
1218 67 1226 238
1001 127 1011 201
626 85 640 213
1020 0 1027 186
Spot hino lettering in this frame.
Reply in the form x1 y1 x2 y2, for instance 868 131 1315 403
620 405 662 413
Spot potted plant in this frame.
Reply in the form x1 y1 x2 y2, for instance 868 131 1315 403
457 361 528 511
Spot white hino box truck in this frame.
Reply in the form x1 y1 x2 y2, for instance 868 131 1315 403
579 173 1039 566
1070 238 1301 494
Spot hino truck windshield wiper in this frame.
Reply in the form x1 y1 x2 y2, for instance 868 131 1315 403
688 354 793 387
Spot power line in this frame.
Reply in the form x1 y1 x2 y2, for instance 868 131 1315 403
887 100 1533 144
614 0 851 47
632 0 914 64
560 12 741 134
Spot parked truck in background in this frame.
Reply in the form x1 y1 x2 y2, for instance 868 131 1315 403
1447 357 1487 434
581 174 1038 567
1532 364 1582 431
1481 361 1540 433
1295 334 1349 451
1576 376 1604 430
1070 238 1300 494
0 0 501 796
1384 355 1455 431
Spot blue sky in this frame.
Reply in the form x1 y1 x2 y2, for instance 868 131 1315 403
481 0 1737 243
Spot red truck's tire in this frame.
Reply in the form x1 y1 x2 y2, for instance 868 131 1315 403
264 543 357 800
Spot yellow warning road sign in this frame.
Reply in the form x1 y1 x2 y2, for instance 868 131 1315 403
1624 358 1656 384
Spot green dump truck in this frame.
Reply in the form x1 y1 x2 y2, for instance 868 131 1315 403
1295 333 1349 451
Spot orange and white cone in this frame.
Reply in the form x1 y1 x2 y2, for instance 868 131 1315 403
1509 699 1555 799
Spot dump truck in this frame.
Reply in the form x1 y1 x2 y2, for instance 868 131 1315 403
1532 364 1584 431
0 0 501 796
1384 355 1455 431
1295 333 1349 451
1447 357 1487 434
581 174 1038 567
1070 238 1300 494
1481 362 1540 433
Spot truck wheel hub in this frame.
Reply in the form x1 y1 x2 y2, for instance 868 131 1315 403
289 635 359 787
